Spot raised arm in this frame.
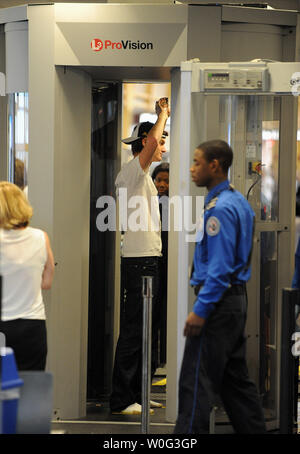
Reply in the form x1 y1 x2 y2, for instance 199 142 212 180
138 97 170 171
42 232 55 290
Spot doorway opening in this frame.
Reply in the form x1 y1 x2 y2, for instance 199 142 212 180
86 81 171 420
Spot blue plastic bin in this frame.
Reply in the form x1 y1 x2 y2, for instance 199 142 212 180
0 347 24 434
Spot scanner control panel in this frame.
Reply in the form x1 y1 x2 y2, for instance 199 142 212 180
202 68 269 91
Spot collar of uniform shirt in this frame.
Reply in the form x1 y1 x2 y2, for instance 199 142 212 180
204 179 230 208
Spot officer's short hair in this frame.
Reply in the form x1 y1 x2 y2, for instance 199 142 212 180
197 140 233 173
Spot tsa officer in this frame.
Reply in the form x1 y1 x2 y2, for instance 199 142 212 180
174 140 266 434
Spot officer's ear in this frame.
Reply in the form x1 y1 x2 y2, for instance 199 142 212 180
210 158 219 173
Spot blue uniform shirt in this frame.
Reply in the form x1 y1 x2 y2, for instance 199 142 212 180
190 180 255 319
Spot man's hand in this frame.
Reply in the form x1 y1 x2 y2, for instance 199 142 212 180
155 97 170 117
184 312 206 337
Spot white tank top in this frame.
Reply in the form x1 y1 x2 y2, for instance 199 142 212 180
0 227 47 321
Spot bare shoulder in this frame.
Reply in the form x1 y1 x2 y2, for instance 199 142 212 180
42 231 52 249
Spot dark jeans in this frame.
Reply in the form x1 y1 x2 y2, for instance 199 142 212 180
110 256 161 412
0 318 47 371
174 288 266 434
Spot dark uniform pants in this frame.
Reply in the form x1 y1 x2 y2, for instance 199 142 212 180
174 287 266 434
110 256 161 412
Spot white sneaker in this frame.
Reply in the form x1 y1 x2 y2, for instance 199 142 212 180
150 400 163 408
113 403 154 415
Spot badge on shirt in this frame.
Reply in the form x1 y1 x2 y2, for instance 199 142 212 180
206 216 220 236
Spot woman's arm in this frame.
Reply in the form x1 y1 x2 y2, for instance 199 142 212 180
42 232 55 290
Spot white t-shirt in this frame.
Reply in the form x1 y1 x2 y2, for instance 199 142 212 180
116 156 162 257
0 227 47 321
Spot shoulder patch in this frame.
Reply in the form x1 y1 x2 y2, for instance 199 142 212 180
206 216 221 236
205 197 218 211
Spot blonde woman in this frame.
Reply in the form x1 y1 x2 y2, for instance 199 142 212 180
0 182 54 370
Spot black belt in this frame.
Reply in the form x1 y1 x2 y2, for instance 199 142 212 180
224 283 246 296
193 283 246 297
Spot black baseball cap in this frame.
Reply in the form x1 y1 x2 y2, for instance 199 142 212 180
122 121 168 144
